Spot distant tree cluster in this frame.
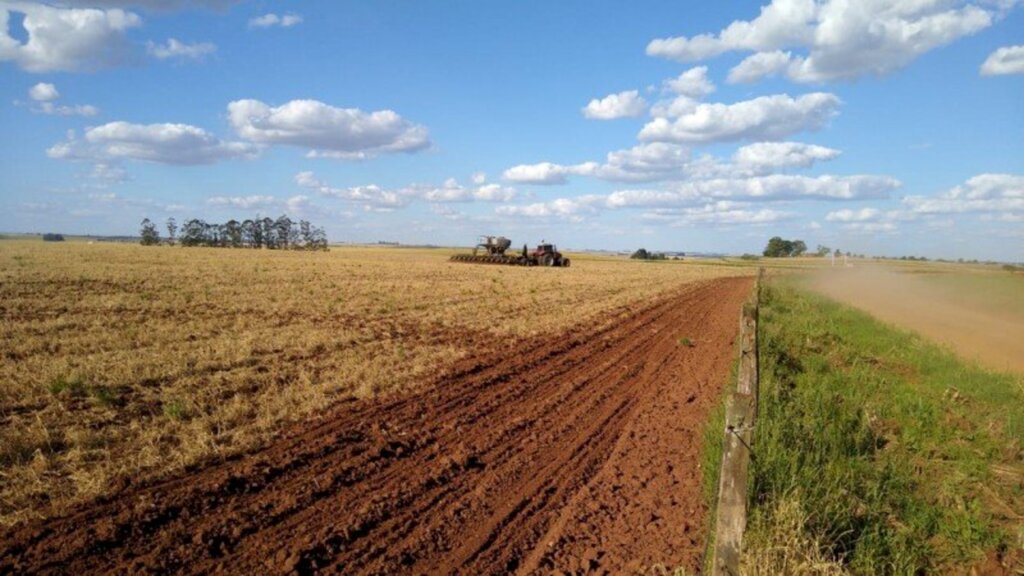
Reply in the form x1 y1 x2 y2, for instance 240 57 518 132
140 219 160 246
630 248 668 260
140 215 328 251
763 237 807 258
42 233 65 242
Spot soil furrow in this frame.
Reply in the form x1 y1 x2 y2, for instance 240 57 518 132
0 276 752 575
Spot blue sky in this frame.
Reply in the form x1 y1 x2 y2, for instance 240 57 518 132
1 0 1022 260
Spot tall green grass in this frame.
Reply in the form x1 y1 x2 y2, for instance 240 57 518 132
744 280 1023 574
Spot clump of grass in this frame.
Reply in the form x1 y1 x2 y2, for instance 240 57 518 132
678 337 695 347
89 385 120 408
48 376 121 408
163 399 188 420
0 419 58 467
744 281 1021 574
48 375 87 397
741 494 844 575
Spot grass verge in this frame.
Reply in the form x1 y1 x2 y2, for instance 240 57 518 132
698 331 745 574
743 279 1023 574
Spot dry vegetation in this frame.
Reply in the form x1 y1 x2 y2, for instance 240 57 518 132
0 240 746 527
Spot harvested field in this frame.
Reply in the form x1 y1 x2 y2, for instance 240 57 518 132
0 240 748 531
0 273 753 574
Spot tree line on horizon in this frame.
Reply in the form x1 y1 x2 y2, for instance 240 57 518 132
763 236 808 258
140 216 328 251
761 237 859 259
630 248 671 260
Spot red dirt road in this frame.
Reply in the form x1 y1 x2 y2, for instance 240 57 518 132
0 276 752 575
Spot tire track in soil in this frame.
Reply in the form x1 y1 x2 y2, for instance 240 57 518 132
0 276 753 575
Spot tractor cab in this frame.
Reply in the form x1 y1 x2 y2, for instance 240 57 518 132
534 243 556 256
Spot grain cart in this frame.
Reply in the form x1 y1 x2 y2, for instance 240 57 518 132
474 235 512 256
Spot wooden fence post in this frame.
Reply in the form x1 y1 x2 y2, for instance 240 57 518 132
711 267 762 575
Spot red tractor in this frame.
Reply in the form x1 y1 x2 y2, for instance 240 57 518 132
531 242 570 267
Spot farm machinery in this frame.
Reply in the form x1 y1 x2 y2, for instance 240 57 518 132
450 235 570 267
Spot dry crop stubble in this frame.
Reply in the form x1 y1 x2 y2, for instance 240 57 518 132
0 240 745 527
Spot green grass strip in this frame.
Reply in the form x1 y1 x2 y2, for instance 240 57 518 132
745 279 1023 574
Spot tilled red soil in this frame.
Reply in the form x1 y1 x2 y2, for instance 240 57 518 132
0 276 752 575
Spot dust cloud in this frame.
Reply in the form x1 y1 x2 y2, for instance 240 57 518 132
805 264 1024 374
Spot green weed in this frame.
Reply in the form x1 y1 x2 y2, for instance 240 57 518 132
163 399 187 420
48 376 122 408
48 375 87 397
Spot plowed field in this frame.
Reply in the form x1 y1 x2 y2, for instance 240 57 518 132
1 276 752 575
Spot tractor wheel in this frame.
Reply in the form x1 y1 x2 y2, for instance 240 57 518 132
562 258 570 268
541 254 555 267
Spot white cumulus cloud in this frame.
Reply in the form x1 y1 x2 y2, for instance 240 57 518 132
648 0 995 82
295 172 516 211
502 140 842 186
818 174 1024 235
732 141 840 171
727 50 793 83
642 203 794 226
248 13 302 28
502 162 580 185
228 99 430 159
903 173 1024 214
496 196 606 221
589 142 691 182
582 90 647 120
207 195 276 209
35 101 99 116
639 92 840 144
494 172 898 227
48 121 259 165
980 45 1024 75
649 95 699 119
607 174 898 206
90 162 128 184
29 82 59 101
664 66 715 97
146 38 216 60
407 177 517 203
0 3 142 72
26 82 99 115
57 1 237 9
284 195 311 213
825 207 882 222
296 172 408 210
